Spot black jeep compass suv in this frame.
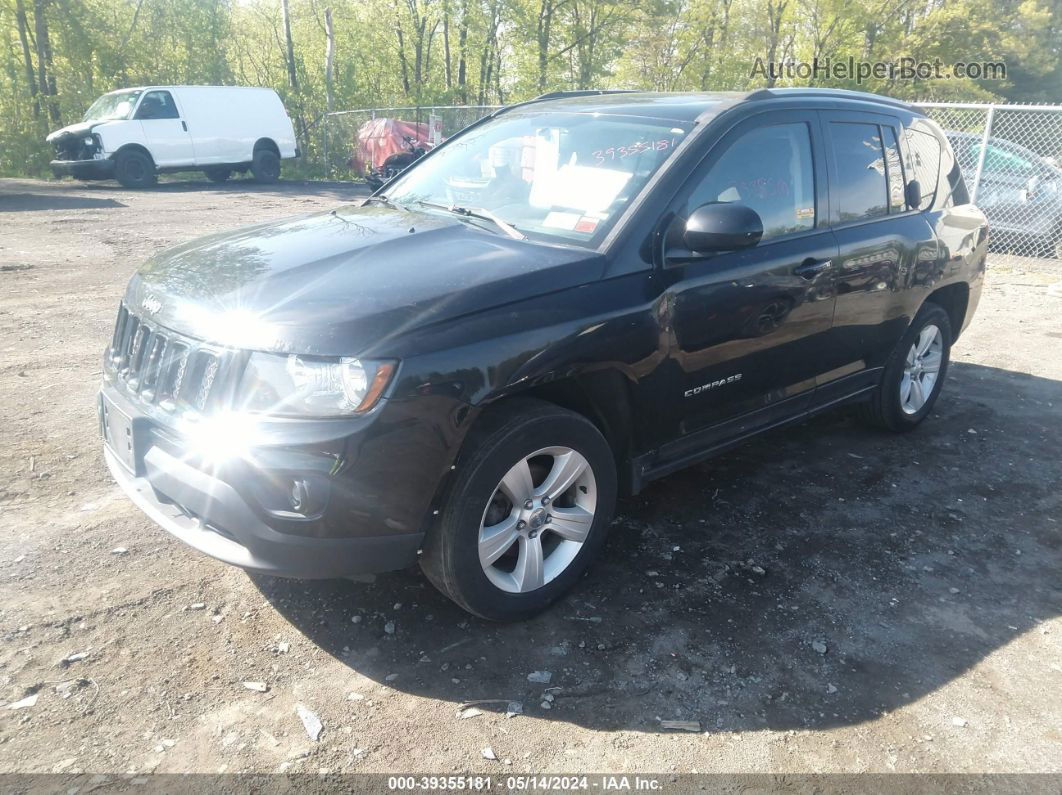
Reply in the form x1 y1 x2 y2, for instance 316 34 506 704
100 88 987 620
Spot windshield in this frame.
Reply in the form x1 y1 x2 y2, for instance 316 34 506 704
82 90 142 123
385 110 691 246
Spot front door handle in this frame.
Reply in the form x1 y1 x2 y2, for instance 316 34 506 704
794 258 832 279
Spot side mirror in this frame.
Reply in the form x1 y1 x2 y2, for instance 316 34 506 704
684 203 763 253
905 179 922 209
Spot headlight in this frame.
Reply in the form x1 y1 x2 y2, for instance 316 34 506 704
236 354 396 417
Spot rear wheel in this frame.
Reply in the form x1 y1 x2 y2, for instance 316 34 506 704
857 302 952 432
250 148 281 184
420 400 617 621
205 167 232 183
114 149 156 189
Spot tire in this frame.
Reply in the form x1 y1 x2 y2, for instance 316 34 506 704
205 167 232 183
114 149 157 189
857 302 953 432
1050 224 1062 260
250 148 281 184
420 399 617 621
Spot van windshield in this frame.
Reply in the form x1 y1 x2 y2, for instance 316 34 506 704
385 110 691 247
82 90 143 123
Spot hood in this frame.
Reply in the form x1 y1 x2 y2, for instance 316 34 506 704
46 121 95 143
125 205 606 356
46 119 123 143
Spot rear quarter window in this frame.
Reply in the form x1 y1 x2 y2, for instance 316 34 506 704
904 128 940 211
907 121 969 210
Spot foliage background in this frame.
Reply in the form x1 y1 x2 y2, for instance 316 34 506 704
1 0 1060 177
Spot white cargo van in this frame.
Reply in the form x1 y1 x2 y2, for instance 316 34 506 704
46 85 298 188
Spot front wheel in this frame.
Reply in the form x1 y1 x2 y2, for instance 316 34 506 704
250 149 281 184
857 302 953 432
420 400 617 621
114 149 157 189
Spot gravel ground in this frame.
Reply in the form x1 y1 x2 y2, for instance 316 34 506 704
0 177 1059 776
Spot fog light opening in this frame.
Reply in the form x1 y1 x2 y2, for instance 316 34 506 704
290 479 309 512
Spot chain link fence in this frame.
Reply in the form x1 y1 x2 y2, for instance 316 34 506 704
315 101 1062 261
914 102 1062 261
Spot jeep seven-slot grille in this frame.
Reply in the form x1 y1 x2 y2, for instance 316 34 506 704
108 303 228 414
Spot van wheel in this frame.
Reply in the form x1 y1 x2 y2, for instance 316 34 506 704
420 400 617 621
251 149 281 184
114 150 157 189
205 168 231 183
857 302 952 432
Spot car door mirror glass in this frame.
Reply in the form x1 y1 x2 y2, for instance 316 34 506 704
683 202 763 253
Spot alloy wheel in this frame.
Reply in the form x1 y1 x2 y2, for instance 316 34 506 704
478 446 597 593
900 323 943 414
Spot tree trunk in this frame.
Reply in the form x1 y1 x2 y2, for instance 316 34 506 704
324 8 335 112
396 20 411 94
33 0 59 124
281 0 299 90
443 2 452 90
714 0 732 89
457 0 468 102
699 26 716 90
537 0 554 90
14 0 40 118
763 0 787 87
494 44 504 103
413 17 425 89
425 21 439 83
477 0 502 104
477 41 493 105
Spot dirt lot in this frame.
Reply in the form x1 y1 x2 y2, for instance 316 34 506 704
0 176 1059 777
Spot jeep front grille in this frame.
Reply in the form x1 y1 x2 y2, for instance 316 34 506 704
106 303 233 414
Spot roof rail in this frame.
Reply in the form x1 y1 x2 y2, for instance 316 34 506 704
533 89 639 100
473 89 638 122
745 87 913 111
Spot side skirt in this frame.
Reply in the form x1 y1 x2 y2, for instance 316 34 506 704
629 368 882 494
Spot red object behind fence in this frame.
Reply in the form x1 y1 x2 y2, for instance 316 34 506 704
349 118 437 175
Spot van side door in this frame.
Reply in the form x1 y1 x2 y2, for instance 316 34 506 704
134 90 196 167
820 111 940 400
657 109 840 453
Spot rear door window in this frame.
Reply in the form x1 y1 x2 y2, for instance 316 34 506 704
829 122 889 222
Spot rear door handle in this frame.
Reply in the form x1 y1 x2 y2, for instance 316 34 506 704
794 258 832 279
181 121 188 132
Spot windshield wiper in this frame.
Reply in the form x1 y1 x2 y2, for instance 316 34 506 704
410 200 527 241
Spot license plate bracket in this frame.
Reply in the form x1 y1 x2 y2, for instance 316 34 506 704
101 395 136 473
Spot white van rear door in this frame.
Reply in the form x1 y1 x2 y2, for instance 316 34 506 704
134 90 195 167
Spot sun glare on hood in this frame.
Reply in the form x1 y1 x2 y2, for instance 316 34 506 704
176 304 281 349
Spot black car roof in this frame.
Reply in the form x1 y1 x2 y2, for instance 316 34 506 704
518 88 916 122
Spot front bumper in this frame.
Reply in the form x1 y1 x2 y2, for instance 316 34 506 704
99 386 430 579
51 158 114 180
